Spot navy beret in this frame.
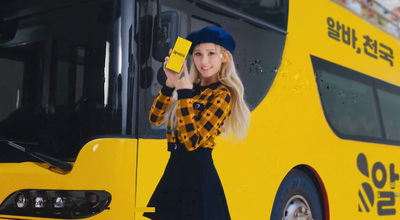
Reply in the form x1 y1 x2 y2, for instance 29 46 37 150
186 26 236 55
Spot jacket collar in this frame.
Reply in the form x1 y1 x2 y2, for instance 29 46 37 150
193 81 221 94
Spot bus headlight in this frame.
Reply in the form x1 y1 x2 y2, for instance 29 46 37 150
53 197 65 208
87 193 99 207
0 189 111 219
34 197 46 208
15 193 28 208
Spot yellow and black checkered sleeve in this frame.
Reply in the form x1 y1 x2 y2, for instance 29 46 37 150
176 88 232 151
149 86 174 126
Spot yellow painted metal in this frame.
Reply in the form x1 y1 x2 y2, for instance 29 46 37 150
0 138 144 219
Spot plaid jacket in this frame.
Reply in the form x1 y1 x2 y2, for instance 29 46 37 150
149 82 232 151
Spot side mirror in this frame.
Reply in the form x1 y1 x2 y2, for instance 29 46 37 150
152 11 180 62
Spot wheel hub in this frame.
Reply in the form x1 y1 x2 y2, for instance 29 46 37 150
282 195 313 220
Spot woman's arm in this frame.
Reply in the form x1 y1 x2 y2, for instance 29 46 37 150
148 86 174 126
176 88 232 150
149 52 182 126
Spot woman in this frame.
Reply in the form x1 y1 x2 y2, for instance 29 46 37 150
144 26 250 220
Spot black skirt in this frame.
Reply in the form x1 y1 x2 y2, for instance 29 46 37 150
143 144 231 220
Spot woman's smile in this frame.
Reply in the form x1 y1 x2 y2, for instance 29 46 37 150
201 66 211 71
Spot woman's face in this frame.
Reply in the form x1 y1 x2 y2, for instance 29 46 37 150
193 43 227 85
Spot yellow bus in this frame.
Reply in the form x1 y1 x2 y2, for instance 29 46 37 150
1 0 400 219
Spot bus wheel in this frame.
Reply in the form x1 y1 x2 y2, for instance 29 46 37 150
270 169 324 220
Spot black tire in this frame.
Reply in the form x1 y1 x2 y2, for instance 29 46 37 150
270 169 324 220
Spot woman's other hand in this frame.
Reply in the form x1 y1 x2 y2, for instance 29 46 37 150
175 60 193 90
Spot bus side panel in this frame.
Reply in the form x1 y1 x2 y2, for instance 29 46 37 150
0 138 138 219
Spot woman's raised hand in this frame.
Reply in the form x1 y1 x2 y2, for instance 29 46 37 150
163 49 192 90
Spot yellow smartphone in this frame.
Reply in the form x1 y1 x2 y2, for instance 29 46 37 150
166 36 192 73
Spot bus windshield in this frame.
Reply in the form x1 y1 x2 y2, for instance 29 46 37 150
0 0 125 162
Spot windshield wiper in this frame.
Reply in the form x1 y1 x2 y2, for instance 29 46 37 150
0 137 73 172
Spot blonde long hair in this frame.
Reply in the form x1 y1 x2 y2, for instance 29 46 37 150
164 44 251 142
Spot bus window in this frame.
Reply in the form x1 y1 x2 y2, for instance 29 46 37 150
377 87 400 142
317 69 381 138
138 0 288 138
193 0 288 31
0 0 128 162
0 58 23 122
312 56 384 142
183 0 287 111
313 55 400 147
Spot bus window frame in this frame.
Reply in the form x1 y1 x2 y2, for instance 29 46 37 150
191 0 288 35
311 55 400 147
